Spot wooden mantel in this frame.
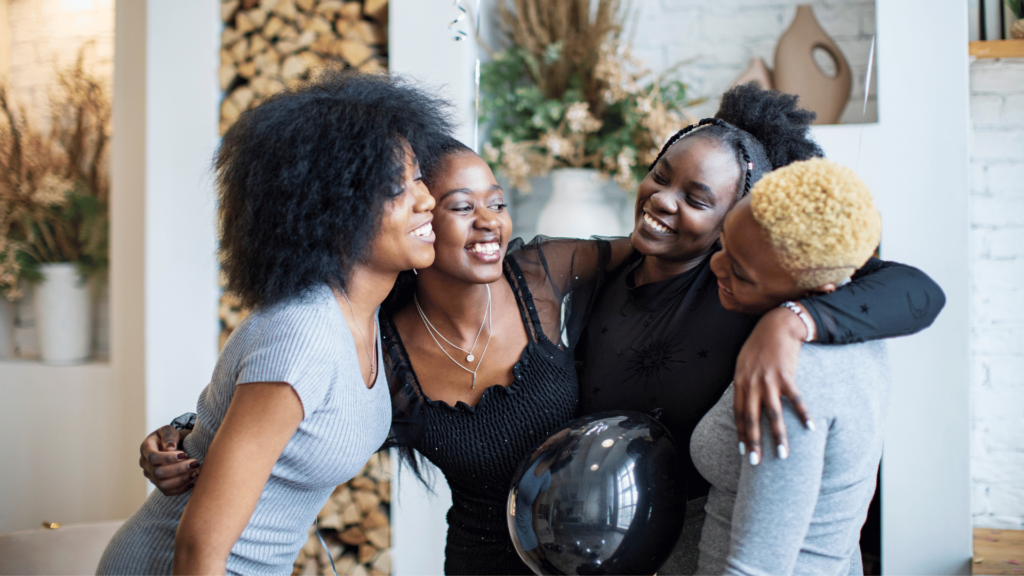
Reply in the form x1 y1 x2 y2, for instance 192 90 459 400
970 39 1024 58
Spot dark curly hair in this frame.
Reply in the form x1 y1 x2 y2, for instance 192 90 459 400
648 82 824 201
217 70 454 309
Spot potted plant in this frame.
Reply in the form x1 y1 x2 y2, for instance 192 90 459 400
0 51 110 364
480 0 696 238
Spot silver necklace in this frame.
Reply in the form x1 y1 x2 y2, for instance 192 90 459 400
414 284 493 389
414 284 489 363
341 288 377 383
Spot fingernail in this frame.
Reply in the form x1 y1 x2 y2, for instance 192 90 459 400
778 444 789 459
188 461 200 469
738 442 746 456
167 444 175 450
749 451 760 466
176 453 187 460
807 420 817 432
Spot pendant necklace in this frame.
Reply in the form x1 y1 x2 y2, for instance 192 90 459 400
341 288 377 384
414 284 493 388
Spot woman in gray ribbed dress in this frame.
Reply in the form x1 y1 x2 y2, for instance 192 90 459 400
96 72 452 575
695 158 908 575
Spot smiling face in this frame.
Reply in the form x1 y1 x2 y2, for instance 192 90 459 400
425 151 512 285
709 197 812 315
366 145 437 272
631 136 743 264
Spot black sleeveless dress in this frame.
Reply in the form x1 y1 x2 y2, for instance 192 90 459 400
381 238 612 575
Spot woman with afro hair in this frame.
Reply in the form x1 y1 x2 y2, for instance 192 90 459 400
574 83 945 573
97 70 452 575
696 158 892 574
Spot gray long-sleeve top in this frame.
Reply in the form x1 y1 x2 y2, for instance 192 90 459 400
690 341 891 576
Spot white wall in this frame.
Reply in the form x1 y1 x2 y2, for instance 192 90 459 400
7 0 115 128
808 3 971 572
968 57 1024 531
0 0 220 535
142 0 220 436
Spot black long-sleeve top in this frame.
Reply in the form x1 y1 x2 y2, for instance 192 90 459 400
575 247 945 498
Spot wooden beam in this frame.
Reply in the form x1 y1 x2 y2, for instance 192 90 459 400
970 39 1024 58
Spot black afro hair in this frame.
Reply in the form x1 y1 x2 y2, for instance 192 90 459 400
217 69 454 310
715 82 824 170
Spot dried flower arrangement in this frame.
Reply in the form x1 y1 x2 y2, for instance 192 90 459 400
480 0 697 191
0 50 110 301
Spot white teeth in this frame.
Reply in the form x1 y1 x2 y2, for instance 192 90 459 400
468 242 500 255
643 213 672 233
412 223 432 238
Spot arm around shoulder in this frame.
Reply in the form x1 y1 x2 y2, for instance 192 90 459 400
800 258 946 345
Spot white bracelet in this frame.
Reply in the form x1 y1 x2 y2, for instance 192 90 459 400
780 301 814 343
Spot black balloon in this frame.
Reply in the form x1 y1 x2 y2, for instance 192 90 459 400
507 411 686 575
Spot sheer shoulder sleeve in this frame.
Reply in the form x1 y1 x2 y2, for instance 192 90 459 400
799 258 946 345
507 236 629 350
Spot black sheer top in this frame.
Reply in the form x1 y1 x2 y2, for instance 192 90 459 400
576 247 946 499
381 237 612 576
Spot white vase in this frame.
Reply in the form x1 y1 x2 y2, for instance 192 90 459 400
34 263 92 365
536 168 627 239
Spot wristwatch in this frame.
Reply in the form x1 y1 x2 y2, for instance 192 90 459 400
171 412 197 431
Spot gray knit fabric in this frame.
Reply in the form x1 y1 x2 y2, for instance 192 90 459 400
97 285 391 575
690 342 890 576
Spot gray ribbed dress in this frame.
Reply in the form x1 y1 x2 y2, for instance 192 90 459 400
97 285 391 575
690 342 890 576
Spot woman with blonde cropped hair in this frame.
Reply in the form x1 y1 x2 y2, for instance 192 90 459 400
696 158 906 575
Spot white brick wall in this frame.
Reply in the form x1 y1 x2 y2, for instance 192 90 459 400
970 58 1024 530
7 0 114 128
630 0 877 123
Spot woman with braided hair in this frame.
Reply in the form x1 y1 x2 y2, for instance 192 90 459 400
574 83 944 573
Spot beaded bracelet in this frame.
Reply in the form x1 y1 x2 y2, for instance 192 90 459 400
780 301 814 343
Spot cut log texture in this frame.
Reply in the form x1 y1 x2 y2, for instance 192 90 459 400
218 4 391 573
218 0 389 135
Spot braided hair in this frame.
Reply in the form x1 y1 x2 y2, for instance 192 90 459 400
648 83 824 201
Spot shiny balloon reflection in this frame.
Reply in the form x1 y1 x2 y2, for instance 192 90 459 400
507 412 686 575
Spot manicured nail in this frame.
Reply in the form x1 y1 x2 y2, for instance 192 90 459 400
167 444 175 450
738 442 746 456
188 461 200 469
778 444 789 459
806 420 816 432
176 453 187 460
749 451 760 466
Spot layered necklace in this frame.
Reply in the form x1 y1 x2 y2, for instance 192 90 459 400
414 284 493 389
341 289 377 384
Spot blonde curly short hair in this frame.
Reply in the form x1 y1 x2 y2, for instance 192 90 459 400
749 158 881 289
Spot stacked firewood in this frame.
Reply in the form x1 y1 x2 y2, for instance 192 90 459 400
292 452 393 576
218 0 389 134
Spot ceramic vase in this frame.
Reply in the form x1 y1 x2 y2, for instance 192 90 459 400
733 57 775 90
34 263 91 365
536 168 627 239
774 4 852 125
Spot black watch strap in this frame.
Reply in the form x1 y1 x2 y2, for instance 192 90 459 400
171 412 197 431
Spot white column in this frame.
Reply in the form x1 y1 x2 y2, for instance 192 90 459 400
811 1 972 573
142 0 220 436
